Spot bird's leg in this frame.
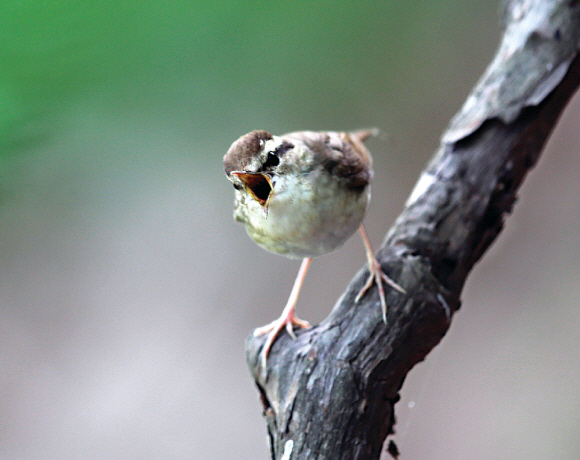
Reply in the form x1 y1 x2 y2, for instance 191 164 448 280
355 224 406 323
254 257 312 364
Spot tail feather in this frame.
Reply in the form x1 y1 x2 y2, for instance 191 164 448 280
351 128 379 143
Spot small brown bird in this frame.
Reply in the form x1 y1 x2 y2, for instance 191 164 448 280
223 129 405 364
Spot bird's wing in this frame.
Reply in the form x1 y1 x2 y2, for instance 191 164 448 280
284 130 375 190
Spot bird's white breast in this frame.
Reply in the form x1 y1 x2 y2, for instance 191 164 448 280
233 168 370 259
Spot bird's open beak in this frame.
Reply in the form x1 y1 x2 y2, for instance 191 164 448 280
232 171 274 215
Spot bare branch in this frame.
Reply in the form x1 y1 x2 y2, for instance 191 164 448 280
246 1 580 458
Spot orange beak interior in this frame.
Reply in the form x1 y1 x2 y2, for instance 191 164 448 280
232 172 273 207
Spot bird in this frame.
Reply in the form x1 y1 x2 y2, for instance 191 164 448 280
223 129 405 365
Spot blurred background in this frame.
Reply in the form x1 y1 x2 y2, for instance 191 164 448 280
1 1 579 459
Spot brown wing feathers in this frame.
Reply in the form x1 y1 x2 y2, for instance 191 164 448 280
285 130 374 190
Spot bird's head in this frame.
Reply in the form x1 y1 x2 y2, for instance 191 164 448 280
223 130 295 211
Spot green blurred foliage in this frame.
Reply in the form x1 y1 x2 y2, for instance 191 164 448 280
0 0 497 161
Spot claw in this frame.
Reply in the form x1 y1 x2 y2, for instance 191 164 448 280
356 225 406 323
254 312 311 367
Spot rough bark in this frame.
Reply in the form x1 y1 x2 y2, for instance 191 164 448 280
246 1 580 458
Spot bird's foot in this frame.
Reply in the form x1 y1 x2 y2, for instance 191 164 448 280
254 312 311 366
355 253 406 323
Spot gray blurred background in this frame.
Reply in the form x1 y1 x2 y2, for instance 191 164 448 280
1 2 579 459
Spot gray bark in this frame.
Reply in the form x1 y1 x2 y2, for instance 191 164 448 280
246 1 580 458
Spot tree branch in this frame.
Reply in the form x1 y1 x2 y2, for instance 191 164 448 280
246 1 580 458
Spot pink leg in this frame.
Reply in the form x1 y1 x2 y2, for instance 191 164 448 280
355 225 406 323
254 257 312 365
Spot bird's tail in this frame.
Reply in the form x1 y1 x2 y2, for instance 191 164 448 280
351 128 379 143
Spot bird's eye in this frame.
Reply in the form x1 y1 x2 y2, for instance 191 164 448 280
264 151 280 168
233 183 243 191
